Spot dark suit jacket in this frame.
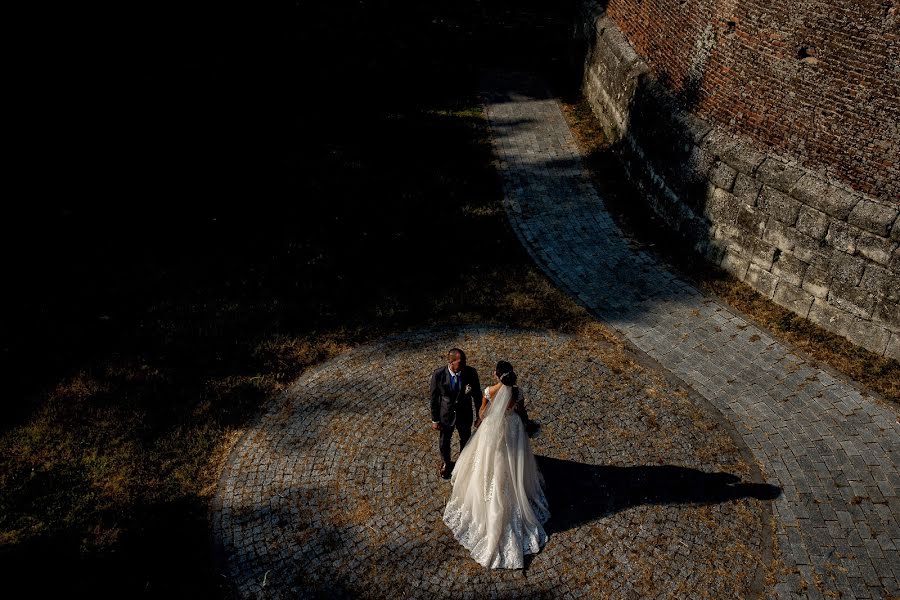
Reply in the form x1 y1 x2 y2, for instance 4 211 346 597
430 364 481 427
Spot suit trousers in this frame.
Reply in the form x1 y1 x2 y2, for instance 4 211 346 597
439 419 472 468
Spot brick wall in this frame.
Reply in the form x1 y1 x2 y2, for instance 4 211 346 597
602 0 899 203
576 5 900 359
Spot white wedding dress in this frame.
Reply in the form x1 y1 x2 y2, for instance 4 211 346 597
442 384 550 569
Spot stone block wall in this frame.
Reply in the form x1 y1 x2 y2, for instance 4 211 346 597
576 4 900 359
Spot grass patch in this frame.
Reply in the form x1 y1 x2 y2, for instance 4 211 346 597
558 97 900 405
0 2 580 597
1 109 589 596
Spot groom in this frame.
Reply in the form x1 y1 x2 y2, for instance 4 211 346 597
430 348 481 480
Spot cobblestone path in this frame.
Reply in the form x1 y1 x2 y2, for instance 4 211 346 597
483 71 900 599
213 327 778 599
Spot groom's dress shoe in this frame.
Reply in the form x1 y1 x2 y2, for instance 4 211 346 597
439 462 452 480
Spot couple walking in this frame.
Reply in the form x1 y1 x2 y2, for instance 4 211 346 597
429 348 550 569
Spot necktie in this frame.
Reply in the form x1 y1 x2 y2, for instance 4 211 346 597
452 373 459 392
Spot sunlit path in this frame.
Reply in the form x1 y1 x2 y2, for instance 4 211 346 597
483 70 900 599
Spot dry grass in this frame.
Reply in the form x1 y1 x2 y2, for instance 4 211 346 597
559 97 900 405
702 276 900 402
1 92 593 599
328 497 376 531
13 18 881 598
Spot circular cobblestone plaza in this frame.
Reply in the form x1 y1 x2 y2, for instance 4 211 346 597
213 326 780 598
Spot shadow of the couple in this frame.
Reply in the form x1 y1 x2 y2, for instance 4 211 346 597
536 455 781 534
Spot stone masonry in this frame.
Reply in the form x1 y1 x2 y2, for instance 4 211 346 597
482 69 900 598
575 3 900 359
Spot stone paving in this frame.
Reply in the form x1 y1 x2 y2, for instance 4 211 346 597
212 327 778 598
482 70 900 599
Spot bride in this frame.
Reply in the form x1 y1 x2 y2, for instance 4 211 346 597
442 360 550 569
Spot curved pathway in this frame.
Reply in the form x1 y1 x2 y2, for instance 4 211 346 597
482 71 900 599
212 327 776 598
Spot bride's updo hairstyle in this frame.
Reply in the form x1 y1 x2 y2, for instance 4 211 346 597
495 360 517 386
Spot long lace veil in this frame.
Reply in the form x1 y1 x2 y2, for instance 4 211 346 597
480 383 512 426
476 383 545 526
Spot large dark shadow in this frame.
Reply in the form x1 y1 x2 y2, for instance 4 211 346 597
2 2 582 599
7 2 787 598
537 456 781 534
